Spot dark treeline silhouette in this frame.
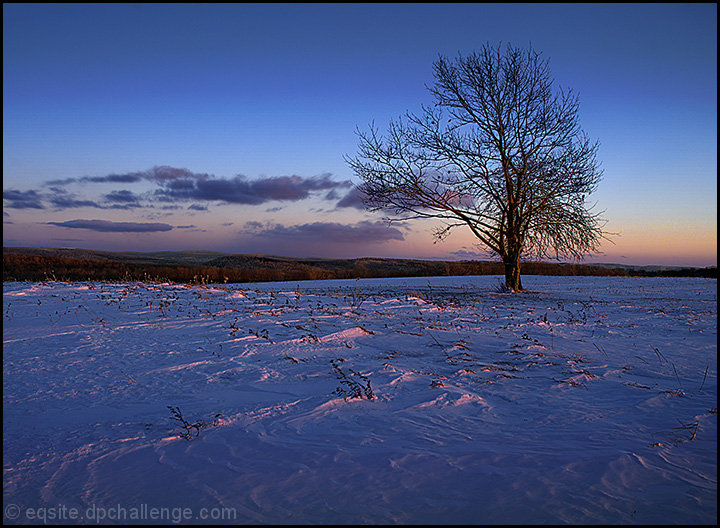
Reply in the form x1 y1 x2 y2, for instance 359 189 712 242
626 267 717 279
2 251 715 284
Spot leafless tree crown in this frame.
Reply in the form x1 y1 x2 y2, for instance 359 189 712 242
346 43 606 276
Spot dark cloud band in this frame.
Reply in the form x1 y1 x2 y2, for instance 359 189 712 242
47 219 173 232
335 186 368 209
243 220 404 244
26 166 355 211
3 189 45 209
155 172 352 205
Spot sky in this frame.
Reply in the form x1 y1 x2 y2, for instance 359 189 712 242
3 3 717 267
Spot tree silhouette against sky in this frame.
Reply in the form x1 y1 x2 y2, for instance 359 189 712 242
347 43 607 291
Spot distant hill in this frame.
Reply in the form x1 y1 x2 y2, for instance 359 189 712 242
2 246 716 283
1 246 232 266
588 262 714 273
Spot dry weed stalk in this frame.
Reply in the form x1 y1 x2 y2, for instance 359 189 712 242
331 359 375 400
167 406 222 441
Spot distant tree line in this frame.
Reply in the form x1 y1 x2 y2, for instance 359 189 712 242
2 251 715 284
2 253 331 284
625 267 717 279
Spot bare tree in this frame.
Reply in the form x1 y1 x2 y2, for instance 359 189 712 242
346 43 607 291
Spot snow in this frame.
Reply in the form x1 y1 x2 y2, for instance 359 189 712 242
3 275 717 524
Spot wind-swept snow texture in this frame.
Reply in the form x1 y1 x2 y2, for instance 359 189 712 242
3 276 717 524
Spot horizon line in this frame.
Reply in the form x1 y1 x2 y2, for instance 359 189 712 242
2 244 716 270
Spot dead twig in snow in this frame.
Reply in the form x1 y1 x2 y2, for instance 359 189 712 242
167 406 222 441
593 343 608 358
331 359 375 400
699 365 709 391
425 329 443 347
651 346 667 364
676 420 698 442
671 362 682 390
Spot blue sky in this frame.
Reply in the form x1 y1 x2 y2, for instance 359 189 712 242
3 3 717 266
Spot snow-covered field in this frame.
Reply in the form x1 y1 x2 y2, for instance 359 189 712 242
3 275 717 524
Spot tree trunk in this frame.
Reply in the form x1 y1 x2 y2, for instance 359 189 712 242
503 257 523 292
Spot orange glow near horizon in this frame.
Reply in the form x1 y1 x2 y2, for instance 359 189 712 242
2 215 716 268
592 223 717 267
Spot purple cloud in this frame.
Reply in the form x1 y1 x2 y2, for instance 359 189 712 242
85 173 145 184
47 166 202 186
47 219 173 232
243 220 404 244
48 196 101 209
145 166 212 183
156 173 352 205
30 166 354 211
336 186 368 210
3 189 45 209
104 190 140 203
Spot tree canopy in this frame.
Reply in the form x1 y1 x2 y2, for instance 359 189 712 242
346 43 607 291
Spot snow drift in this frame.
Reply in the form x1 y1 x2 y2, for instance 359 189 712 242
3 275 717 524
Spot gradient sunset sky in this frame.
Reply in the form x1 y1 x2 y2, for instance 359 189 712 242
3 3 717 267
